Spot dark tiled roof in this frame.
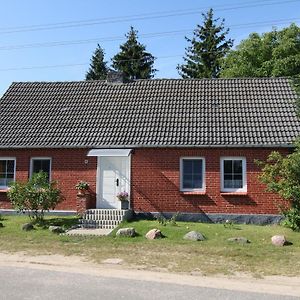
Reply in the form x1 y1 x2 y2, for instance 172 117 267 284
0 78 299 148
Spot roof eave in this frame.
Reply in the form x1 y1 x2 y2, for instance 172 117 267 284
0 143 295 149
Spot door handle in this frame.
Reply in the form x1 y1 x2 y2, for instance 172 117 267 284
116 178 119 187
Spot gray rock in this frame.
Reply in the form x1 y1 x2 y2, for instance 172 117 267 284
21 223 34 231
227 237 250 244
70 224 80 230
271 235 287 246
145 229 163 240
183 231 205 241
116 227 136 237
49 226 65 234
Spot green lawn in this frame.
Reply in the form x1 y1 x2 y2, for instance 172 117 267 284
0 215 300 277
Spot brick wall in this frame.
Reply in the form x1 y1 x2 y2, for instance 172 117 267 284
0 149 97 211
131 147 289 214
0 147 289 215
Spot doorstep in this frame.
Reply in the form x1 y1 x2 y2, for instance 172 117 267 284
65 228 113 236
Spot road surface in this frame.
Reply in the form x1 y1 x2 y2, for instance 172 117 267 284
0 266 298 300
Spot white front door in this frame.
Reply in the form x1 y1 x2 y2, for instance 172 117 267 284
97 156 130 209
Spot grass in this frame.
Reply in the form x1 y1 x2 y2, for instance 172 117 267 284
0 215 300 276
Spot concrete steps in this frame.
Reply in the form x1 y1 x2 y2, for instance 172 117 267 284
80 209 133 229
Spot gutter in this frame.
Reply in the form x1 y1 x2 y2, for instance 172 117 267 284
0 143 295 149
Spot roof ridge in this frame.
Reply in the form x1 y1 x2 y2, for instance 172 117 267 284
10 77 289 85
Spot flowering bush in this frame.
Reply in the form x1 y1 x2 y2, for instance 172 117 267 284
75 181 89 190
116 191 128 201
7 172 62 222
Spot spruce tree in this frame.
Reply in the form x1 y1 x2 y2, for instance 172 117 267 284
177 9 233 79
112 27 156 80
85 44 108 80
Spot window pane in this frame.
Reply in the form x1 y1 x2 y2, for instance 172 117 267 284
193 160 202 174
33 160 41 173
7 160 15 173
223 159 245 190
182 159 203 190
0 161 5 173
183 175 193 189
224 180 232 189
41 160 50 174
224 174 232 181
183 160 193 173
32 159 51 180
193 173 202 188
193 179 203 189
6 173 14 179
6 178 14 185
233 160 243 174
0 159 15 187
233 180 243 188
234 174 242 181
193 173 202 180
224 160 232 173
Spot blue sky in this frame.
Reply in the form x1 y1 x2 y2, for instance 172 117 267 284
0 0 299 95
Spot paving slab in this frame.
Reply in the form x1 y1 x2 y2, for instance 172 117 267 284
102 258 124 265
65 228 113 236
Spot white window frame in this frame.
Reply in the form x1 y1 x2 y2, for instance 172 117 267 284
30 157 52 181
0 157 16 189
220 157 247 193
180 157 206 192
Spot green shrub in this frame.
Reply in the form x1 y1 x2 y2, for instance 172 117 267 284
257 142 300 231
169 212 180 226
281 207 300 231
7 172 62 223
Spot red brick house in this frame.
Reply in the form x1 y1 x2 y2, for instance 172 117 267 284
0 77 299 224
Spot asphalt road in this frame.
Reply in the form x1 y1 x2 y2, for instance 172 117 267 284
0 266 298 300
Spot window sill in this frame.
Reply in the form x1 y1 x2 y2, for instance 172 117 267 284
0 189 8 193
180 191 206 195
220 192 248 196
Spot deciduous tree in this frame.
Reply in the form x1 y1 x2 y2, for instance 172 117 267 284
221 24 300 78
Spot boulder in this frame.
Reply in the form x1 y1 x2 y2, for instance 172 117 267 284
183 231 205 241
271 235 287 246
49 226 65 234
227 237 250 244
116 227 136 237
145 229 163 240
70 224 80 230
21 223 34 231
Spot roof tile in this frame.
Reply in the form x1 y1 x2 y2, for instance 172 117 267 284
0 78 299 148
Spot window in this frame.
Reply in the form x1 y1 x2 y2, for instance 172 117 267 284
0 158 16 189
30 158 51 181
221 157 247 192
180 157 205 192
